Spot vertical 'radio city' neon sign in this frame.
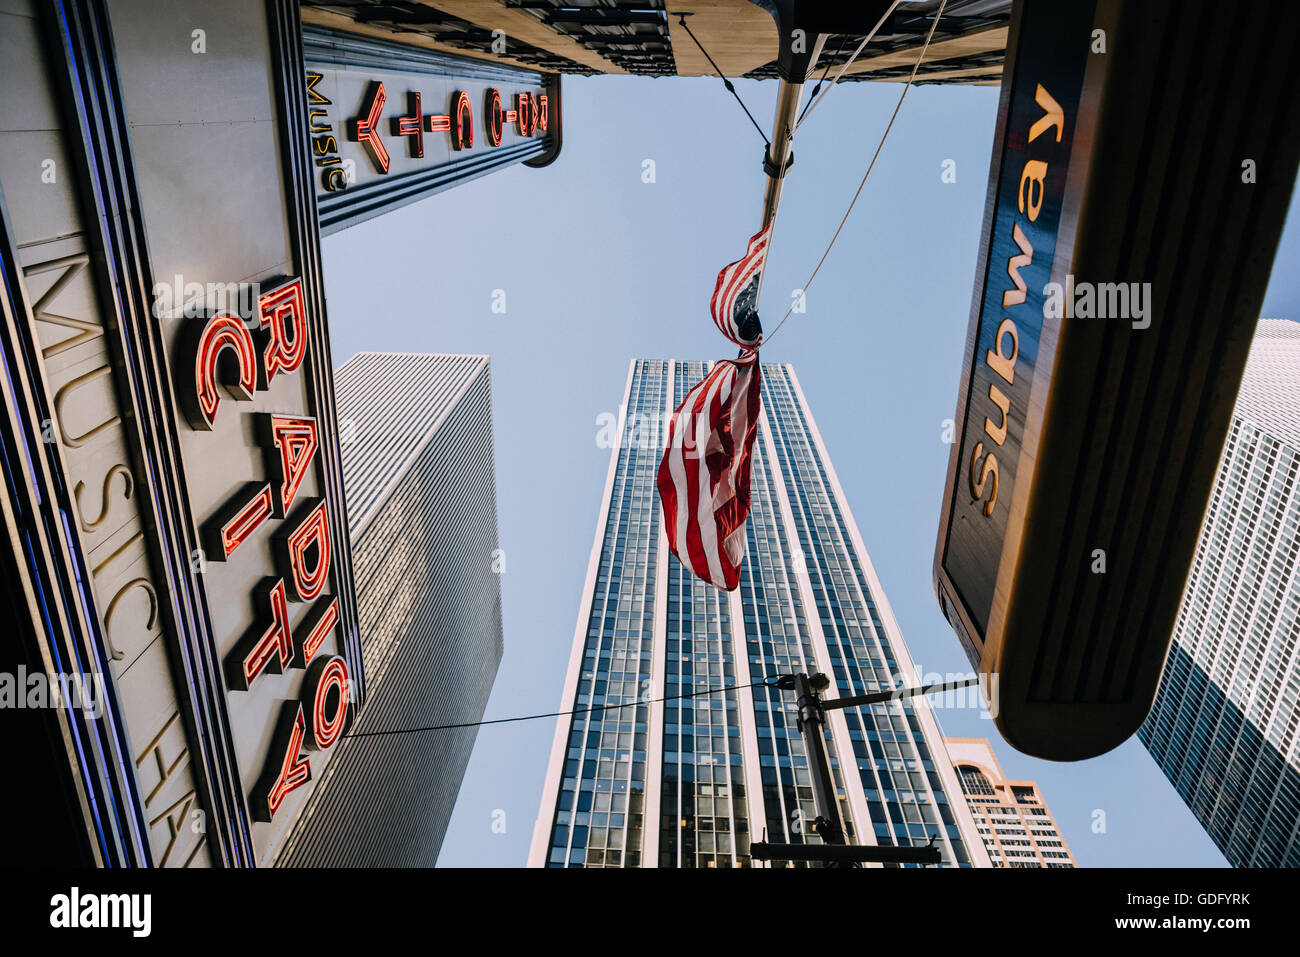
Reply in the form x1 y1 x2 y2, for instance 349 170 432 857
183 277 352 822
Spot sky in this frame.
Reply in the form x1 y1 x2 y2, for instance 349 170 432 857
322 72 1300 868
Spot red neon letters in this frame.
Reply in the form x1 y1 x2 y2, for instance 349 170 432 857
484 87 503 147
263 414 319 516
281 500 331 603
305 655 350 751
210 484 275 560
258 278 308 383
349 81 390 173
452 90 473 150
392 91 424 158
188 314 258 430
234 579 293 691
187 272 353 824
348 83 547 163
515 92 536 137
255 702 312 822
296 596 338 668
254 653 353 818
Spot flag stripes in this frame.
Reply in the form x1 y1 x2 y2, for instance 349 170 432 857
657 353 762 591
710 224 772 349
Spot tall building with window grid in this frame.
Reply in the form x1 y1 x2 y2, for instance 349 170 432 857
1139 319 1300 867
528 359 989 867
947 737 1075 867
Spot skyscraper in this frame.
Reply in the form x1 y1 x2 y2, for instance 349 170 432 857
1139 319 1300 868
529 359 989 867
279 353 504 866
946 737 1075 867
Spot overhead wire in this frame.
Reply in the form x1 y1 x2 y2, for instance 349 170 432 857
796 33 848 128
341 675 783 740
341 670 980 740
675 12 771 148
794 0 903 131
762 0 948 347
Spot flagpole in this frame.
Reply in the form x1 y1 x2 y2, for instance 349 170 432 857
755 39 822 313
760 79 804 229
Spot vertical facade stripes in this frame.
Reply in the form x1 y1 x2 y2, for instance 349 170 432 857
542 360 666 867
530 359 988 867
279 353 503 865
659 361 752 866
330 352 492 534
1140 321 1300 867
947 737 1075 867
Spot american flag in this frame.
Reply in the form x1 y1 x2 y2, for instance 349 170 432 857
657 352 762 591
710 223 772 349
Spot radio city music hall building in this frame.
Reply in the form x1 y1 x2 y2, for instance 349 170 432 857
0 0 556 867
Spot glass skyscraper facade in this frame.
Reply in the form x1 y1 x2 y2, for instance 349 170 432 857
529 359 989 867
1140 320 1300 867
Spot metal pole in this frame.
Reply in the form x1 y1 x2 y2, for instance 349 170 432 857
753 36 823 309
759 78 805 230
760 671 961 866
791 672 848 859
821 675 982 712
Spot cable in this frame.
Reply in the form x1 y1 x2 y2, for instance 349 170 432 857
796 34 848 128
794 0 902 131
675 13 770 147
341 675 783 740
762 0 947 347
342 667 974 740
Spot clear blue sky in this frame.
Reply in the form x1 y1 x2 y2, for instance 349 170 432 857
323 73 1300 867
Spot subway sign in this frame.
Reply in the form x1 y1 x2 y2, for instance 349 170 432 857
936 0 1095 652
933 0 1300 761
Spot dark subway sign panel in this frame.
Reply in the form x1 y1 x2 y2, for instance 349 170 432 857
934 0 1300 760
941 0 1095 638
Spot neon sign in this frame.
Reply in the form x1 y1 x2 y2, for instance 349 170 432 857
392 91 425 159
183 276 352 822
261 414 318 517
258 279 308 383
183 313 258 430
343 80 548 173
451 89 473 151
349 82 391 174
484 87 503 147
